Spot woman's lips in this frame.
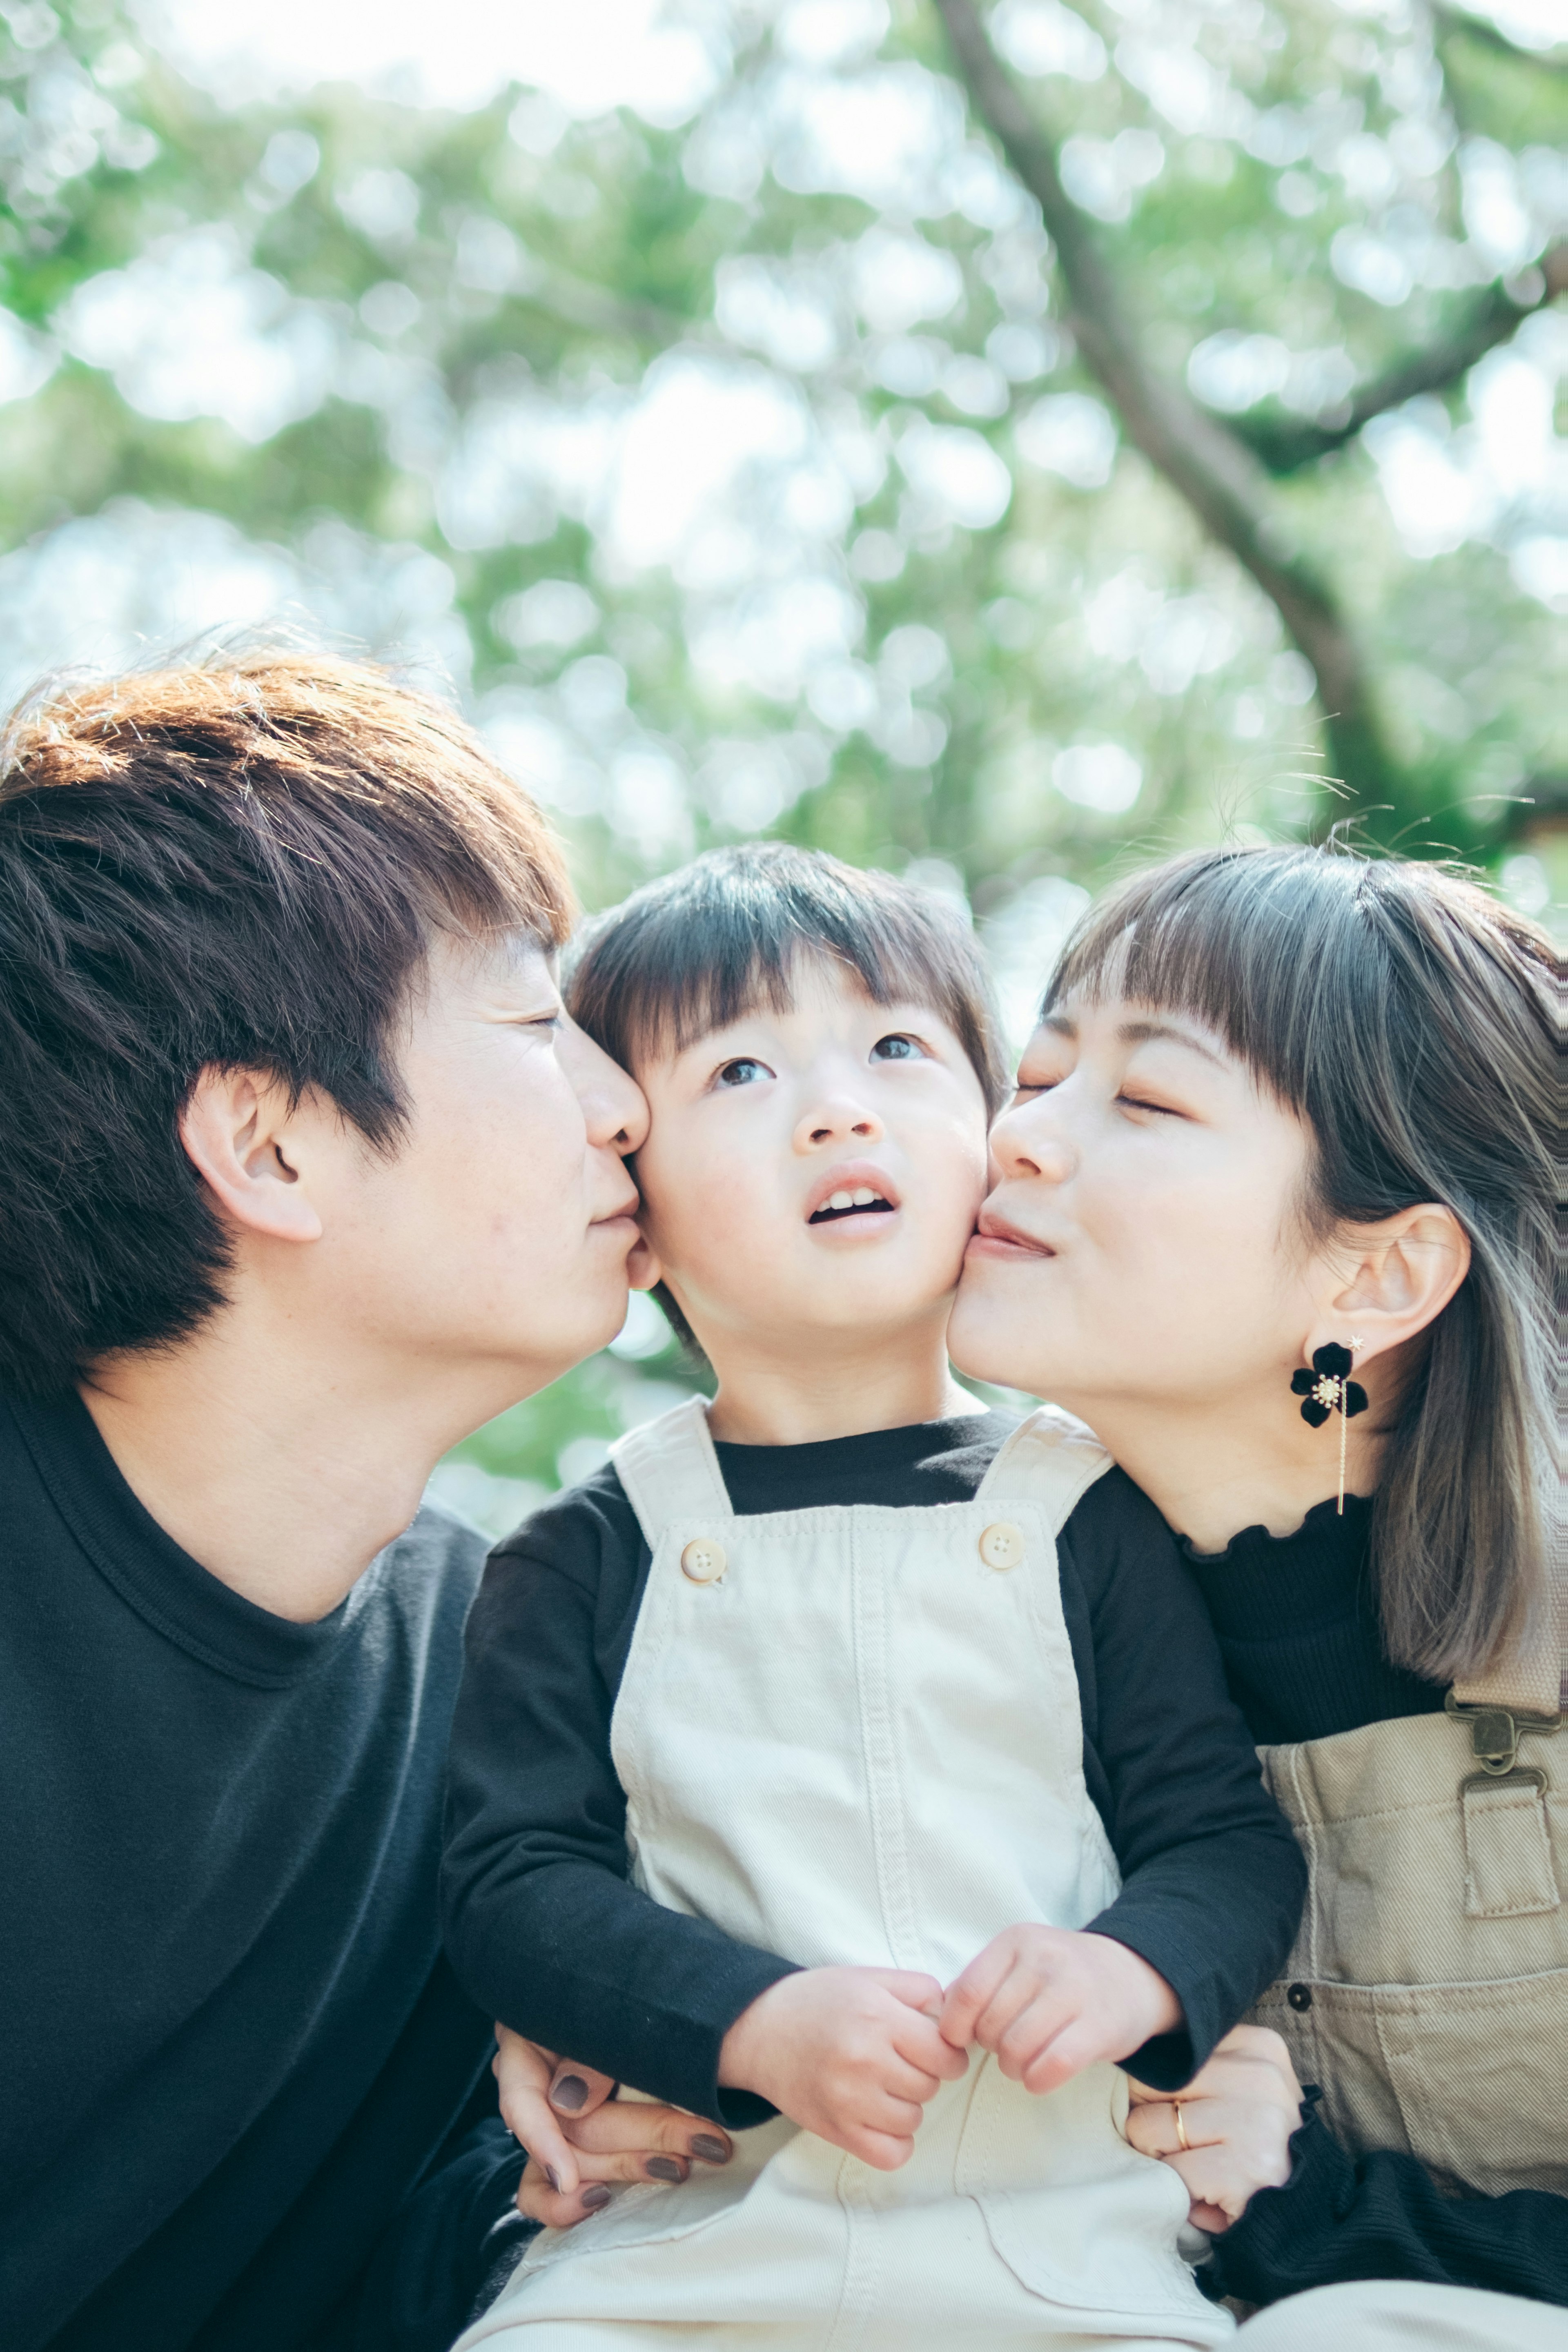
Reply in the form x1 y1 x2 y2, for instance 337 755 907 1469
966 1216 1056 1260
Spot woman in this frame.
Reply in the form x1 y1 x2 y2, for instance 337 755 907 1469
944 844 1563 2345
493 846 1562 2349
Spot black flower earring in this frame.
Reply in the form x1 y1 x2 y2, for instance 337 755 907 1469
1291 1341 1368 1515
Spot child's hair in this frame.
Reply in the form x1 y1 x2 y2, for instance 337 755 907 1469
1047 844 1557 1689
568 844 1009 1356
568 842 1010 1116
0 650 572 1397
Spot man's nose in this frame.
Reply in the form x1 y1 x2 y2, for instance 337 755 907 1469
563 1018 649 1156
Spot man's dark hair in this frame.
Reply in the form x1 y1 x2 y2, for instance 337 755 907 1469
568 841 1010 1120
0 650 573 1397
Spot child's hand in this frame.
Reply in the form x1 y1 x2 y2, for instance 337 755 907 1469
1126 2025 1301 2232
940 1925 1182 2094
719 1966 969 2171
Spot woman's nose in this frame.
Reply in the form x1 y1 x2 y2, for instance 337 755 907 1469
989 1098 1075 1184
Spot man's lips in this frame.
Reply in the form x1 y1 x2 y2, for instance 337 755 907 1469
967 1211 1056 1258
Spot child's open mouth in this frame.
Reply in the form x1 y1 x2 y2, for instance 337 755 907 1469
808 1187 895 1225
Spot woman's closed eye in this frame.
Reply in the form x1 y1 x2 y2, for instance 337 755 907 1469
713 1056 773 1089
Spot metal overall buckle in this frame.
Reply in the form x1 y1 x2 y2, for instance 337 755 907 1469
1445 1688 1562 1788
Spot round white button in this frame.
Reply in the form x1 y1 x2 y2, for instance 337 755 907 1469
978 1521 1025 1572
680 1537 727 1584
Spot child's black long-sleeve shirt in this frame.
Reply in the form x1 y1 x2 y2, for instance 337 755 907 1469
442 1410 1305 2124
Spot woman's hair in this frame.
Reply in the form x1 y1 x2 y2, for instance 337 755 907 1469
1047 844 1559 1688
0 650 572 1396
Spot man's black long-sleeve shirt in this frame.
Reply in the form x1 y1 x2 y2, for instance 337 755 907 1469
0 1393 521 2352
443 1411 1306 2123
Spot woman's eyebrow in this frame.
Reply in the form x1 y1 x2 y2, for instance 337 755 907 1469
1116 1017 1226 1067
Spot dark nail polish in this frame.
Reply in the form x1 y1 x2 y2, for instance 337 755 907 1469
544 2165 561 2192
645 2156 685 2183
690 2135 729 2164
552 2074 589 2112
580 2183 612 2209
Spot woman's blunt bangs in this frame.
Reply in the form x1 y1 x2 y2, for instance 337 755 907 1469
1046 845 1557 1691
568 842 1011 1119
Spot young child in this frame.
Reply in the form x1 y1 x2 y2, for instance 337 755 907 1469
442 844 1305 2350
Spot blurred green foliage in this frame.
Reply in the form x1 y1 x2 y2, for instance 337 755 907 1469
0 0 1561 1523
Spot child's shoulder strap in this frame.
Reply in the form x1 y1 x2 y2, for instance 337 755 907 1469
608 1395 732 1552
976 1404 1114 1538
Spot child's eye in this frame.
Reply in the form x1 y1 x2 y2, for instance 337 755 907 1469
715 1057 771 1088
871 1033 925 1063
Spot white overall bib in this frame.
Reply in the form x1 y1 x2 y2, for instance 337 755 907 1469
460 1400 1232 2352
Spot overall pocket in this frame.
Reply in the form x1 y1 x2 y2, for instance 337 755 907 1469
956 2059 1222 2330
1375 1969 1568 2196
1252 1968 1568 2197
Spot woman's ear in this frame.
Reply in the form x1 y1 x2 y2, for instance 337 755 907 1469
1312 1203 1471 1367
179 1067 326 1245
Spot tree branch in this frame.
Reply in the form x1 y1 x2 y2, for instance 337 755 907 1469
1226 242 1568 472
517 266 690 348
1432 4 1568 74
931 0 1400 813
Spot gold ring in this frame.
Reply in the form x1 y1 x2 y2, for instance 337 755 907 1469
1173 2101 1190 2152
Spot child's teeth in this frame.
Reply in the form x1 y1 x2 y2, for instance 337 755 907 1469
827 1190 853 1211
851 1187 876 1206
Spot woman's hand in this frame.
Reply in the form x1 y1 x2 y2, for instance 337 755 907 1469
1125 2024 1302 2233
493 2027 733 2230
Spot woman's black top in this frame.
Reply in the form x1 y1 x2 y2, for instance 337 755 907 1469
1183 1496 1566 2311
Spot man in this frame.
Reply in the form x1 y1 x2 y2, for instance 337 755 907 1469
0 653 699 2350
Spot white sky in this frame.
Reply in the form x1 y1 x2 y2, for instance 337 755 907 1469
138 0 1562 118
137 0 726 120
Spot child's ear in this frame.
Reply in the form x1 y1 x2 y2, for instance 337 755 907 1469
627 1232 663 1292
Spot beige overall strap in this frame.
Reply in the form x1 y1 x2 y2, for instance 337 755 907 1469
1450 1567 1565 1723
608 1396 731 1552
1443 1560 1564 1917
976 1404 1114 1538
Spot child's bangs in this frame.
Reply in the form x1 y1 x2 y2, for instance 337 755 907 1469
569 843 1011 1113
610 925 962 1068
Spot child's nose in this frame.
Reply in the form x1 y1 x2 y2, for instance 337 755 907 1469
798 1097 882 1149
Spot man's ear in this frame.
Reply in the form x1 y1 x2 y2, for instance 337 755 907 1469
1310 1203 1470 1369
179 1068 325 1245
